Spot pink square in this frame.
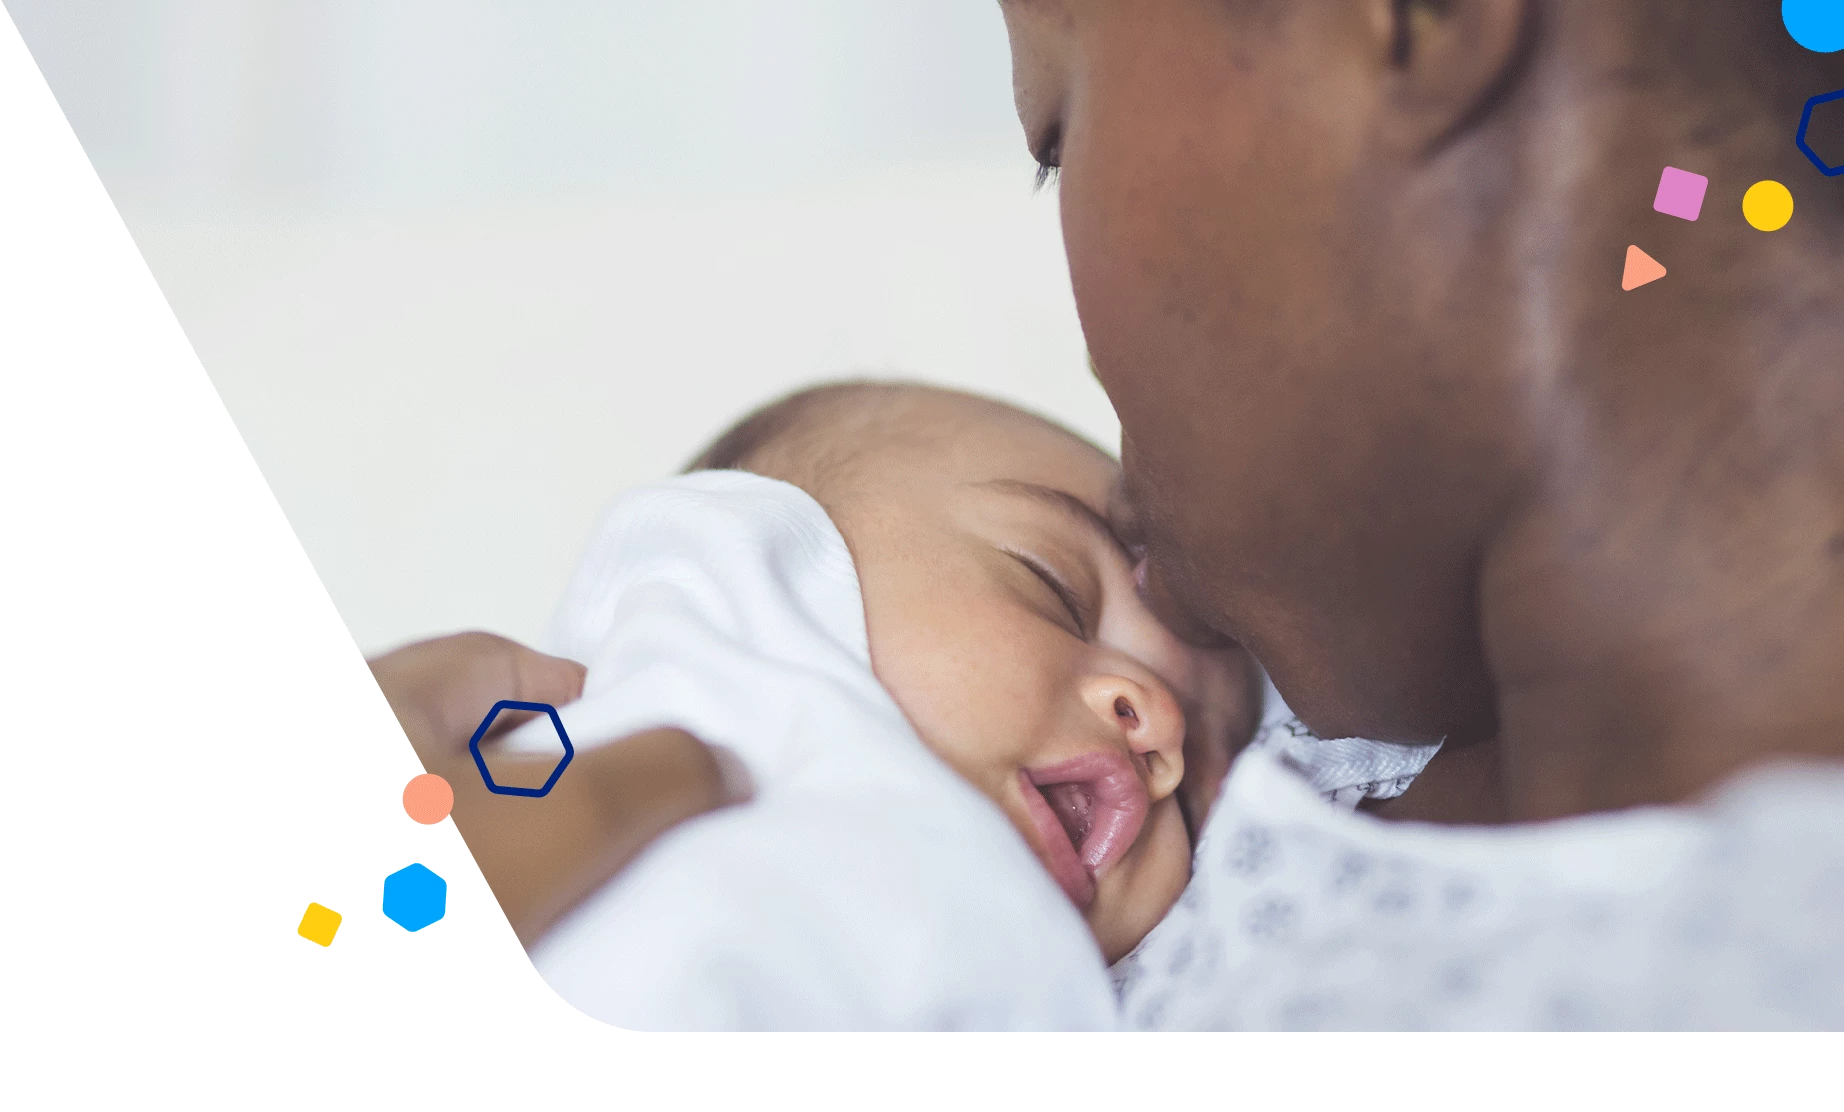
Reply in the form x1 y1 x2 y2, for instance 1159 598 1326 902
1653 166 1709 221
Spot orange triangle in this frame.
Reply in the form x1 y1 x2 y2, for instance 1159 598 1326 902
1622 245 1666 291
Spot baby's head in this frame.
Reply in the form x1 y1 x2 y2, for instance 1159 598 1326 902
691 381 1261 961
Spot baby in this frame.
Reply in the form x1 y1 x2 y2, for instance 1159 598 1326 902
375 379 1266 1027
678 381 1265 961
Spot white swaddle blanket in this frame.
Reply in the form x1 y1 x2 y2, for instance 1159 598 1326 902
501 471 1117 1030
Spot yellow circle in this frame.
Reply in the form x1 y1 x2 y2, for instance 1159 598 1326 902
1742 180 1794 232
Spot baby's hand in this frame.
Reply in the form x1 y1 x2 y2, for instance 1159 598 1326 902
368 631 586 766
367 631 745 946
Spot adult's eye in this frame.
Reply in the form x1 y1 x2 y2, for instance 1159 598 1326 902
1030 120 1063 188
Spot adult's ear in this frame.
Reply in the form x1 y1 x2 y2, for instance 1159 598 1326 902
1366 0 1535 153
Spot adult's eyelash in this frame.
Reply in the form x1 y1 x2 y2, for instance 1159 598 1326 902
1031 121 1063 194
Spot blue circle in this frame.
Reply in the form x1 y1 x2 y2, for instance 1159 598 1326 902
1785 0 1844 52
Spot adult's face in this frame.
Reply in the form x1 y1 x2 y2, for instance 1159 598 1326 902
1001 0 1532 743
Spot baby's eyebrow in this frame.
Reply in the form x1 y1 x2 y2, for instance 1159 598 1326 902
976 479 1136 563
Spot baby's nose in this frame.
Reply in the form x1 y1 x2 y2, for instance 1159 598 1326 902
1078 672 1186 802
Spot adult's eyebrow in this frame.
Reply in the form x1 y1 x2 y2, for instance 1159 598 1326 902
974 478 1136 564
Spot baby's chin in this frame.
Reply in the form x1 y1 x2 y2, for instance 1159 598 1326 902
1086 796 1193 964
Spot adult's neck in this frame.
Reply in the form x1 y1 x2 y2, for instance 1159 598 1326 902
1478 77 1844 821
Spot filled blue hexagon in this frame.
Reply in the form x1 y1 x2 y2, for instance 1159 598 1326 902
382 863 447 932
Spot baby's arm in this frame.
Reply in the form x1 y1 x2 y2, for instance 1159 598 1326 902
369 633 745 945
457 725 735 946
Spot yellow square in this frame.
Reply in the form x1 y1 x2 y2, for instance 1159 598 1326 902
297 902 342 947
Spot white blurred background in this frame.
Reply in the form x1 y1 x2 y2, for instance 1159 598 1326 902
6 0 1108 653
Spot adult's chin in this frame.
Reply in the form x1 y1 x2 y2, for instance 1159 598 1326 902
1255 621 1498 747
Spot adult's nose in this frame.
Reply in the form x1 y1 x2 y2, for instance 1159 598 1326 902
1078 671 1186 803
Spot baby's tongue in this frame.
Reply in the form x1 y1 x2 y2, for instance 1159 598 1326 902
1040 782 1094 853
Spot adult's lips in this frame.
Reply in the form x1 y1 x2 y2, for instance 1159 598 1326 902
1017 751 1151 910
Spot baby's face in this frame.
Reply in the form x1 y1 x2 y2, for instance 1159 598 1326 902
826 392 1261 962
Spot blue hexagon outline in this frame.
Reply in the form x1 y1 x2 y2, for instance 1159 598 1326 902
466 699 575 798
1796 88 1844 176
382 862 447 932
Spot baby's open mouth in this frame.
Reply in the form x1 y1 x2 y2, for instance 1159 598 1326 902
1042 781 1098 853
1018 752 1150 911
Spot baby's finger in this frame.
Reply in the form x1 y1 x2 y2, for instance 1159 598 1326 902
479 642 588 740
507 643 587 709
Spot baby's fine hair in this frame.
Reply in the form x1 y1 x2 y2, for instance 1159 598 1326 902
685 378 1113 511
683 379 1008 502
684 380 900 476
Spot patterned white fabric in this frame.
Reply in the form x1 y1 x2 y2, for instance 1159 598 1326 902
1114 716 1844 1030
1250 705 1442 809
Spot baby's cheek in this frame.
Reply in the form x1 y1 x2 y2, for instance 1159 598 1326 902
866 606 1052 785
1099 579 1205 687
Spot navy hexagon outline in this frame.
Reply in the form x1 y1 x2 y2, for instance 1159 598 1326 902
467 700 575 797
1796 88 1844 177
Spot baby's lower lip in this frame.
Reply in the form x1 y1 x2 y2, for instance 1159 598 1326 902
1015 752 1152 911
1017 770 1098 910
1028 752 1150 879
